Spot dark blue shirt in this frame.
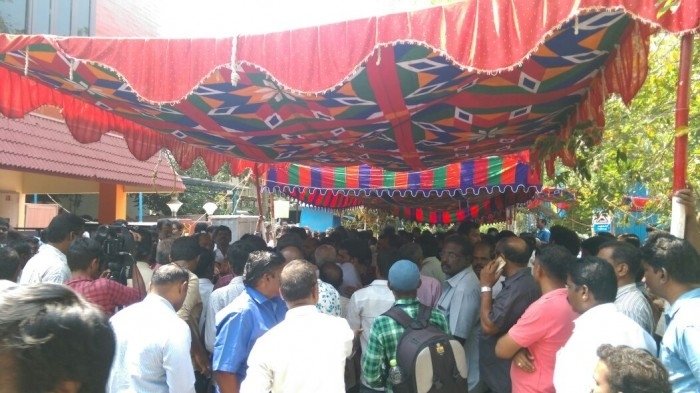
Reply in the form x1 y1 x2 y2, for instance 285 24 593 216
212 286 287 380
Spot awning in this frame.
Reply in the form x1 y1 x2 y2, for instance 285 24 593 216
1 1 697 175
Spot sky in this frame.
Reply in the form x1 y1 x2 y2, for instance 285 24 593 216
157 0 442 37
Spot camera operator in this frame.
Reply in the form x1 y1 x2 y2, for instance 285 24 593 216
66 238 146 317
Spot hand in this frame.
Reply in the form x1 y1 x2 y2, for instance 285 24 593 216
193 349 212 377
674 188 697 217
479 259 501 287
512 348 535 373
99 269 111 279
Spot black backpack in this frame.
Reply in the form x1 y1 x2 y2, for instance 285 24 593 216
383 304 468 393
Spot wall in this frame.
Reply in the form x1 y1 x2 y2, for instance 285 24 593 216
300 207 340 232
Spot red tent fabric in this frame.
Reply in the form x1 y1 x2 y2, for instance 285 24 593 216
1 1 697 175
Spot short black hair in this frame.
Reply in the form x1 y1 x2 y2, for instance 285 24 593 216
0 284 115 392
641 232 700 284
239 234 268 251
597 344 671 393
581 235 613 256
0 246 20 280
618 233 641 248
276 233 304 252
338 239 371 265
156 218 171 231
599 241 643 279
280 259 317 302
398 242 422 265
67 238 101 271
496 237 530 266
151 264 190 286
134 229 153 260
569 256 618 303
417 233 439 258
195 249 215 279
457 221 480 235
536 245 575 282
243 251 286 287
320 262 343 289
43 213 84 243
227 240 256 276
443 234 474 262
170 236 201 262
193 222 209 234
549 225 581 256
377 248 400 279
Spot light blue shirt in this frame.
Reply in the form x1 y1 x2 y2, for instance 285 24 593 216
661 288 700 392
536 228 550 243
213 286 287 380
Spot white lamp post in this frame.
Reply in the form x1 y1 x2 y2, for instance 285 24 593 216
166 194 183 218
203 202 217 221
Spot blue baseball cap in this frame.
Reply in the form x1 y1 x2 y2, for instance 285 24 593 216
388 260 420 291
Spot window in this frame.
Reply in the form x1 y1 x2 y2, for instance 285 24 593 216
0 0 94 36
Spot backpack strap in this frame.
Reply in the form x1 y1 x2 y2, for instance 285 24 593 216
383 304 434 330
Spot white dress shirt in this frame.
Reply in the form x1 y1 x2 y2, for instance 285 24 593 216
18 244 69 284
204 275 245 352
554 303 657 393
241 305 353 393
107 294 195 393
198 278 215 333
338 262 362 289
346 279 395 352
437 266 481 391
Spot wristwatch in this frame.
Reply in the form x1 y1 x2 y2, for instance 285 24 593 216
480 286 492 293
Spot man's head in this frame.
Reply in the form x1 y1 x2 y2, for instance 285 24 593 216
640 232 700 299
377 248 400 280
417 233 439 258
399 242 423 266
212 225 232 250
337 239 371 266
0 246 20 282
42 213 85 252
549 225 581 256
279 259 318 307
592 344 671 393
472 241 494 278
314 244 337 267
388 259 421 298
150 264 190 311
597 241 643 286
280 245 304 263
301 237 319 260
457 221 482 246
156 218 172 240
495 236 531 268
319 262 343 290
243 250 286 298
566 256 617 314
227 240 256 276
536 218 547 229
67 238 102 278
440 235 473 276
155 237 174 264
582 235 616 257
170 236 201 272
0 284 114 393
533 245 574 285
194 249 215 280
617 233 641 248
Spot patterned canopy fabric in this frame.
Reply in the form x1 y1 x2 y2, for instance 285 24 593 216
1 1 697 174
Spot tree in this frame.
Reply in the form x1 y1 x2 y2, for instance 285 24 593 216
549 33 700 233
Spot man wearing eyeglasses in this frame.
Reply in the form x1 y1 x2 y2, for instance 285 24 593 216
436 234 482 392
19 213 84 285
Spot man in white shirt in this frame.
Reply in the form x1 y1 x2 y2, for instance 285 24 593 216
337 239 367 294
597 241 655 334
554 257 656 393
436 235 482 392
19 213 84 285
108 264 195 393
241 260 353 393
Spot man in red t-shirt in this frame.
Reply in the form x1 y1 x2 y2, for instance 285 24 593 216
66 238 146 317
495 245 579 393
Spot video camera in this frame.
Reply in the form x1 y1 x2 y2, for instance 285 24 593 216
93 224 137 285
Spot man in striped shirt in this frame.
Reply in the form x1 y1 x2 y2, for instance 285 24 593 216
597 241 655 334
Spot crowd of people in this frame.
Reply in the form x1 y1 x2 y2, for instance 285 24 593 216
0 192 698 393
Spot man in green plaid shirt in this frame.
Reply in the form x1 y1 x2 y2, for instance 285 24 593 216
361 260 450 392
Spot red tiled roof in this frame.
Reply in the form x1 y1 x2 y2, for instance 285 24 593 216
0 115 185 191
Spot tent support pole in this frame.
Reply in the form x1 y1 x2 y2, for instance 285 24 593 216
671 34 693 237
253 164 265 234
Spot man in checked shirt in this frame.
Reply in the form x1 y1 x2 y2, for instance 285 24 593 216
66 237 146 317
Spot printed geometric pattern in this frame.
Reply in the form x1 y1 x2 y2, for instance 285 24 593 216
0 11 634 172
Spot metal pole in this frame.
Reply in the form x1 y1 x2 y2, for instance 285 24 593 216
253 164 265 234
138 192 144 222
671 34 694 238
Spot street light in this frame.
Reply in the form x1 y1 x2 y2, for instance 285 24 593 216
203 202 217 221
166 194 183 218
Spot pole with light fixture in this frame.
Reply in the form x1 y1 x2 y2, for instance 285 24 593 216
203 202 217 222
166 194 183 218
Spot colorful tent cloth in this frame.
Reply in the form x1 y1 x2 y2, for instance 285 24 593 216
264 152 540 197
1 1 698 174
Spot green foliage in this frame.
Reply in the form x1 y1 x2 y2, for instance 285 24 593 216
550 34 700 232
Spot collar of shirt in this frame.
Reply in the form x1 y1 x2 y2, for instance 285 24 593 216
616 282 638 298
143 293 176 313
245 285 279 306
665 287 700 321
395 298 420 308
38 243 67 262
445 266 473 288
285 304 320 319
66 275 94 285
574 302 616 328
370 279 388 287
502 266 530 288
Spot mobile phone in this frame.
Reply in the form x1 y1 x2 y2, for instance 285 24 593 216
495 256 506 277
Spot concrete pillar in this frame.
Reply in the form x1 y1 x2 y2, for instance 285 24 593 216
98 183 126 224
